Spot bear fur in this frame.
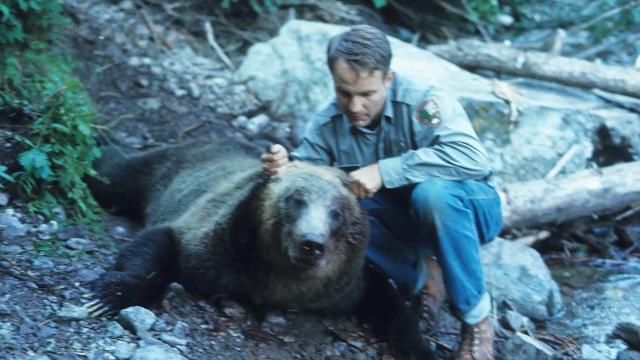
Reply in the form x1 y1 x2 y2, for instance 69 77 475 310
88 138 433 359
88 139 368 314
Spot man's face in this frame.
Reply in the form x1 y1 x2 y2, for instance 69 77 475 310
332 58 393 128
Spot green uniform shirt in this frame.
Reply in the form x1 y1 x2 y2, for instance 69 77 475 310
291 74 492 189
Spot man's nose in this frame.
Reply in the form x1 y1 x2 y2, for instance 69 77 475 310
348 97 364 113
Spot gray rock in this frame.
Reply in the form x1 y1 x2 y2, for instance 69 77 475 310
618 350 640 360
1 244 23 254
112 341 137 359
0 212 28 239
118 306 157 335
0 192 9 206
32 257 55 270
159 333 188 347
107 321 127 337
501 310 535 333
0 303 10 316
136 98 162 111
171 321 189 338
500 332 554 360
131 344 186 360
244 114 271 134
76 268 105 283
56 303 89 320
65 237 96 251
581 343 619 360
264 312 287 325
482 238 563 320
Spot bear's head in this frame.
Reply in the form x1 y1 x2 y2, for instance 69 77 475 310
257 161 368 278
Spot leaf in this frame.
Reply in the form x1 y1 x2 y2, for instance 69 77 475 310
77 123 91 136
0 4 10 22
371 0 387 9
18 149 53 180
0 165 14 182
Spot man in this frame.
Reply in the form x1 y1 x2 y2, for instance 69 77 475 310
261 25 502 360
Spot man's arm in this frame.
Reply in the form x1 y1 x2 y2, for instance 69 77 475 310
378 90 492 189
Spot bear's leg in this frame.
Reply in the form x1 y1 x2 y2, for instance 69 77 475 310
357 262 435 360
85 227 179 316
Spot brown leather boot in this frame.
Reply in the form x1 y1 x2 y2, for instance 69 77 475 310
420 257 446 330
454 316 495 360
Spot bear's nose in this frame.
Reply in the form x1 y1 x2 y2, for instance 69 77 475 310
300 234 325 259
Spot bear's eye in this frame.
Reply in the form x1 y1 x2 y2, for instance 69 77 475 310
289 196 306 210
329 209 343 224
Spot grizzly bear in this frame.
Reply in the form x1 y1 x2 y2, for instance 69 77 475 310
87 139 432 359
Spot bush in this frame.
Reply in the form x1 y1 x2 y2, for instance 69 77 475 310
0 0 103 224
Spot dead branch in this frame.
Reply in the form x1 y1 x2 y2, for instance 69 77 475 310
204 21 234 70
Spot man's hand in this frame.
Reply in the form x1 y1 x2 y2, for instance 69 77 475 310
349 163 382 198
260 144 290 176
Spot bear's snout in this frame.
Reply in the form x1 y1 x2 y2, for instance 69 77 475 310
299 234 326 259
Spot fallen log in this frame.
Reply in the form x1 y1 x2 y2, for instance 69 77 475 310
427 39 640 98
500 161 640 229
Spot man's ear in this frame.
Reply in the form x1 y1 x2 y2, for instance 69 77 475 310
384 70 394 88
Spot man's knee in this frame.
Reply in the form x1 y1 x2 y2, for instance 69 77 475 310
409 179 461 216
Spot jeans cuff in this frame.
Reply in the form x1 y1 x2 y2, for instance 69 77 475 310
461 291 491 325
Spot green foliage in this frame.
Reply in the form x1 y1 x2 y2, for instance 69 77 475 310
466 0 500 23
0 0 103 224
0 0 68 46
371 0 388 9
219 0 390 12
586 0 640 41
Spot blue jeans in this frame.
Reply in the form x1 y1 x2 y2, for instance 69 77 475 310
360 178 503 322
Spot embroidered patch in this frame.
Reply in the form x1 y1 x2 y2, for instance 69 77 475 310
416 99 442 127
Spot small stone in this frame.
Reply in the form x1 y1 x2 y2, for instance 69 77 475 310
118 306 157 335
65 238 96 251
131 345 186 360
56 303 89 320
171 321 189 338
137 98 162 111
219 299 245 319
264 312 287 325
32 257 55 269
112 341 136 359
107 321 127 337
0 192 9 206
0 304 10 316
159 333 188 347
76 268 105 283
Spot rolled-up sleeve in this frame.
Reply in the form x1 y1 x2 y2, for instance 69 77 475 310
290 114 334 166
378 90 491 188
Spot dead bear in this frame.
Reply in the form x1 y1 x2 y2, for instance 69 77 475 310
87 139 433 359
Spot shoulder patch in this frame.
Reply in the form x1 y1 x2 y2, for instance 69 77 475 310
416 99 442 127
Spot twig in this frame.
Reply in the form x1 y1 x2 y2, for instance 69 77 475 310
435 0 491 42
139 9 174 49
568 0 640 34
548 28 566 55
424 335 454 351
615 203 640 221
545 144 580 179
513 230 551 247
176 122 205 142
204 21 234 70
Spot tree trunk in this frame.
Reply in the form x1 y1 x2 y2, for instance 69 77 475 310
501 161 640 229
427 39 640 98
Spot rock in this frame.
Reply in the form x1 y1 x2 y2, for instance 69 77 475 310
0 211 28 239
112 340 137 359
106 321 127 337
118 306 157 335
501 310 535 333
0 192 9 206
76 268 105 283
0 304 10 316
136 98 162 111
56 304 90 320
618 350 640 360
500 332 554 360
244 114 271 135
171 321 189 338
581 343 619 360
65 238 96 251
159 333 188 347
236 20 640 185
482 238 563 320
219 299 246 319
131 344 186 360
32 257 55 270
264 312 287 326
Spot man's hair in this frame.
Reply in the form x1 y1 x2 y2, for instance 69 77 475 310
327 25 392 75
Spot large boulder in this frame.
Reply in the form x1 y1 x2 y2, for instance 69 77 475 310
481 238 563 321
235 20 640 185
